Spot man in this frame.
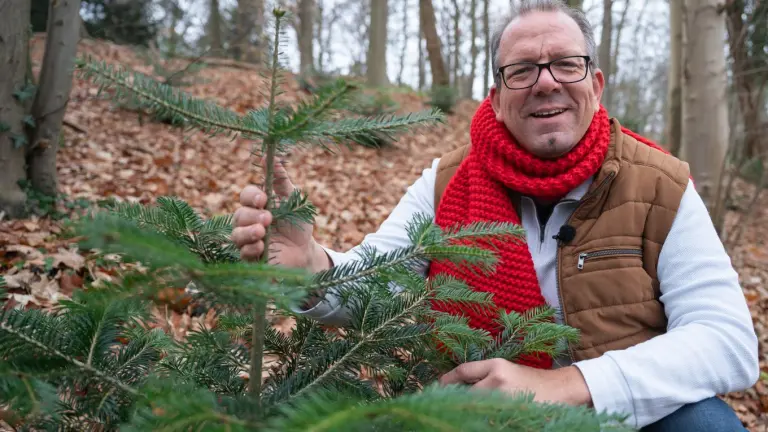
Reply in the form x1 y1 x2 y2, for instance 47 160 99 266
231 1 759 430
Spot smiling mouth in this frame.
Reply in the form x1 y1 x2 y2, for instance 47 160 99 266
531 108 567 118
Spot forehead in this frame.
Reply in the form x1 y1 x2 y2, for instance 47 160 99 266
498 10 587 63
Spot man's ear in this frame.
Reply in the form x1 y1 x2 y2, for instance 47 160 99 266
591 68 606 111
490 84 503 122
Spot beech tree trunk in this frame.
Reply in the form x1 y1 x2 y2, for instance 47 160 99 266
451 0 461 86
208 0 223 54
418 13 425 90
599 0 613 110
397 0 408 85
468 0 477 99
298 0 314 77
483 0 489 95
235 0 264 63
420 0 449 87
609 0 631 111
0 0 30 218
367 0 389 86
666 0 683 156
683 0 730 207
28 0 82 197
725 0 766 159
315 0 324 72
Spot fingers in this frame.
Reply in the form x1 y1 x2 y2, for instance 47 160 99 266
438 360 493 386
231 223 266 247
240 241 265 261
261 156 296 198
233 206 273 228
240 185 267 209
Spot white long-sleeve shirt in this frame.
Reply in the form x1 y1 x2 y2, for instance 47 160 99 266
298 157 759 428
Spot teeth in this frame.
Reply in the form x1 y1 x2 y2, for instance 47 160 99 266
532 109 565 117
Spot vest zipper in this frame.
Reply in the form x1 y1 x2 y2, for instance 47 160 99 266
577 248 642 270
555 171 616 362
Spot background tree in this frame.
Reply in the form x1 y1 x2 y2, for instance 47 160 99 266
27 0 83 198
682 0 730 207
298 0 315 79
483 0 490 96
599 0 613 110
665 0 683 157
207 0 225 55
420 0 449 87
0 0 30 218
367 0 389 86
234 0 265 63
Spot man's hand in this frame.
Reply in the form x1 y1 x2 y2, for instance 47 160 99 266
232 157 331 273
438 358 592 406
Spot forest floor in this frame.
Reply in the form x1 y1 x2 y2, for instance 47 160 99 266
2 36 768 430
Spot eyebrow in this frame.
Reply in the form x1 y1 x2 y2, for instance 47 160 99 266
504 52 584 64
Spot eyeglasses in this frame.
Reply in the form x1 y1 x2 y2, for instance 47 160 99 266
496 55 591 90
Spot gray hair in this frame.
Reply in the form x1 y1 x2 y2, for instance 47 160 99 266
489 0 599 89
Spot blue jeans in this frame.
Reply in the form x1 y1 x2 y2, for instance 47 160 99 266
641 397 747 432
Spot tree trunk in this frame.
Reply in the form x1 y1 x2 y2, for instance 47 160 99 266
609 0 631 110
566 0 584 9
666 0 683 156
397 0 408 85
725 0 765 160
420 0 449 87
27 0 82 198
315 0 324 73
483 0 489 96
208 0 223 55
167 1 180 56
367 0 388 86
599 0 613 110
0 0 30 218
298 0 314 78
683 0 730 207
235 0 264 63
418 8 425 90
468 0 477 99
451 0 461 87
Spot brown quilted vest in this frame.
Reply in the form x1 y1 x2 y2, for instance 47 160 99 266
433 119 691 362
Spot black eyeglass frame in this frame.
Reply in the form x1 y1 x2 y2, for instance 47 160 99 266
496 55 592 90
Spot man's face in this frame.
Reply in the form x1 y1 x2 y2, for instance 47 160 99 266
490 11 605 159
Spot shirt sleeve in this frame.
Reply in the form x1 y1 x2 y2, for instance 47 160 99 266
573 178 759 428
295 158 441 325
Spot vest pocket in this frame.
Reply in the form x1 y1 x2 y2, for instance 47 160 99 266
577 248 642 270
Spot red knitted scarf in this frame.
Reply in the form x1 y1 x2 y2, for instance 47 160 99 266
427 98 669 369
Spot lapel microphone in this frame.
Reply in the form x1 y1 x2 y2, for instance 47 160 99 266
552 225 576 244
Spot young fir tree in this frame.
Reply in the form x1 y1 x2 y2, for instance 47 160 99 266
0 10 632 431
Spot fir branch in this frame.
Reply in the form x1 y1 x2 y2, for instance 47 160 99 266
301 109 445 144
75 58 266 140
272 188 318 228
272 79 357 145
266 384 630 431
284 285 432 403
0 320 138 397
442 220 527 244
76 211 204 271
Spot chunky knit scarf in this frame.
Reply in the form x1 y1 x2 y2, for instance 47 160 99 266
427 98 669 369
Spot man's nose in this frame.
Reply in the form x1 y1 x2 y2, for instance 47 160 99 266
533 67 562 94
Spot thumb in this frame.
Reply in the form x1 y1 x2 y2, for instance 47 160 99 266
261 156 295 198
438 360 491 386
